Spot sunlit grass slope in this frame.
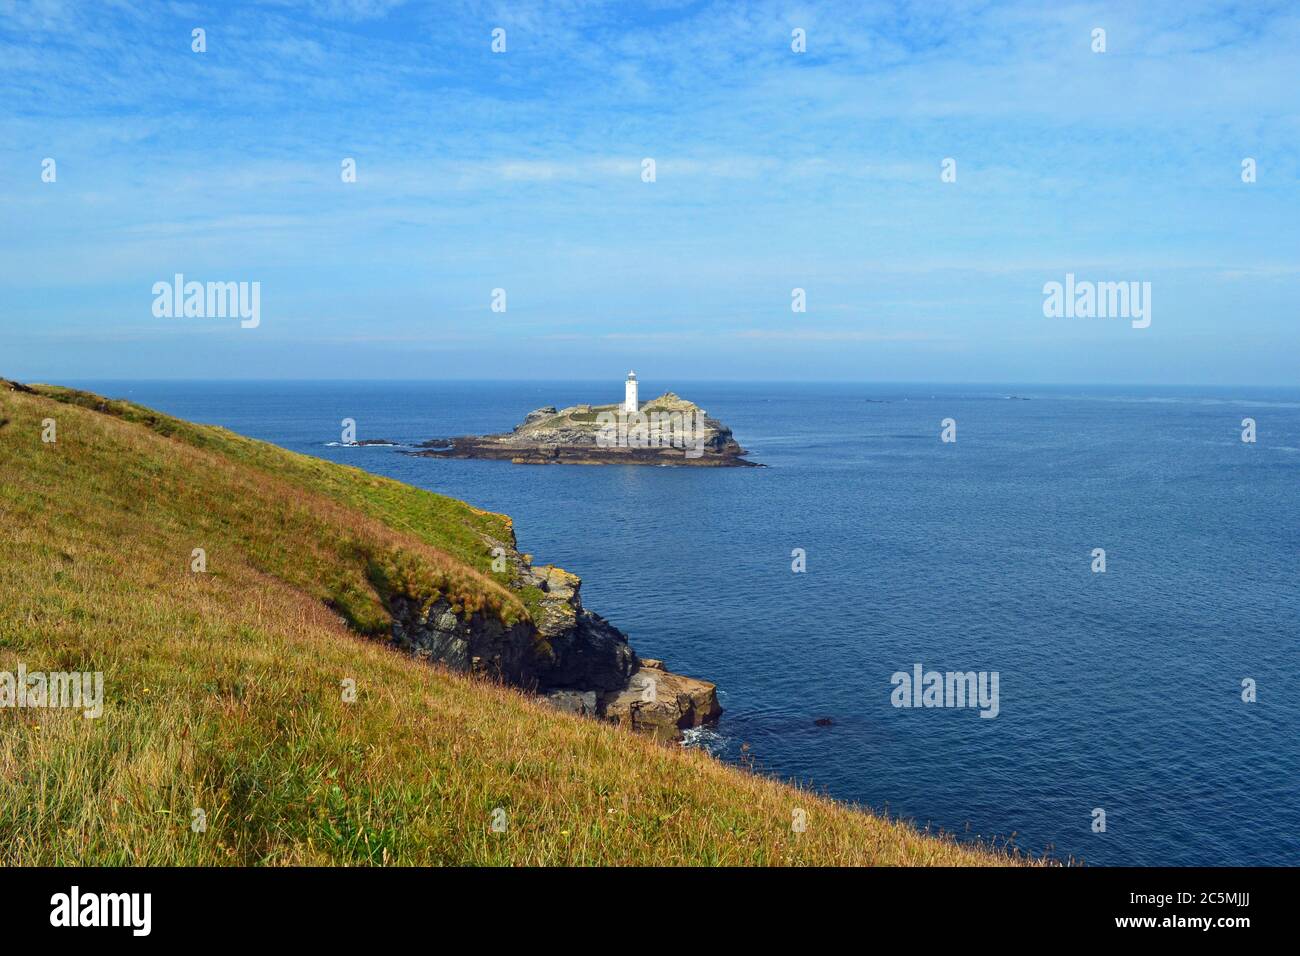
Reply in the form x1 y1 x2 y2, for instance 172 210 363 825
0 380 1022 865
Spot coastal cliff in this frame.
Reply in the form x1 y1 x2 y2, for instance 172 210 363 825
388 522 720 740
2 379 718 741
415 391 759 467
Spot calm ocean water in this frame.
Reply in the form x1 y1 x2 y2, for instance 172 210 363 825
72 379 1299 866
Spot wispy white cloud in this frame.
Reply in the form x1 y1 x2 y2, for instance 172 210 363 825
1 0 1297 383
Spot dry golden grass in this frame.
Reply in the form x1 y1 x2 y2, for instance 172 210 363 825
0 381 1029 865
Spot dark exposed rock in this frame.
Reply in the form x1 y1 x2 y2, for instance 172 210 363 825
387 573 634 693
384 524 718 740
518 406 557 429
389 596 538 683
542 689 598 717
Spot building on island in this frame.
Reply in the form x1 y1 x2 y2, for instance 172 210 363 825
623 370 638 413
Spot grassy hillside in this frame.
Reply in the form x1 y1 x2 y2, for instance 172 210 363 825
0 380 1023 865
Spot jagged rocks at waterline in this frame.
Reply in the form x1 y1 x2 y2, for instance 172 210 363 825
542 666 721 741
386 527 720 740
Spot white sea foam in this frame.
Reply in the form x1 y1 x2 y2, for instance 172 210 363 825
680 725 729 756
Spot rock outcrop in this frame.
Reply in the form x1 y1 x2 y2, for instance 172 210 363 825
413 392 760 467
386 524 720 740
593 660 722 741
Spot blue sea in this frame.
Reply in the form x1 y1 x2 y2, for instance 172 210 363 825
72 380 1299 866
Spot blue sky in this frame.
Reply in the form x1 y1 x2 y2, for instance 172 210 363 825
1 0 1297 384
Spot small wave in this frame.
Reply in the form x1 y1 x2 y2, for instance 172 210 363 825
680 725 729 756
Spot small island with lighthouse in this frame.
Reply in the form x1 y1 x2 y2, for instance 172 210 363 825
413 372 761 467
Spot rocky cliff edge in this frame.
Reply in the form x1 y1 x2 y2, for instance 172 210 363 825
387 525 720 740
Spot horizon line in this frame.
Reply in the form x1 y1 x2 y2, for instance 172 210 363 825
27 376 1300 391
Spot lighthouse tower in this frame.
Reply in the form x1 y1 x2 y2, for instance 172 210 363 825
623 370 639 413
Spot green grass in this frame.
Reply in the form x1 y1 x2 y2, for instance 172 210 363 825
528 403 620 427
31 383 517 575
0 380 1031 865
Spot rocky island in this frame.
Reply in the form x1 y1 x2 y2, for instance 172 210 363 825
414 372 760 467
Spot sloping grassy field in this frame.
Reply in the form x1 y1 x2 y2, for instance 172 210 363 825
0 380 1024 865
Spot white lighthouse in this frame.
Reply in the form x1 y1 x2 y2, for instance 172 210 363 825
623 370 639 413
